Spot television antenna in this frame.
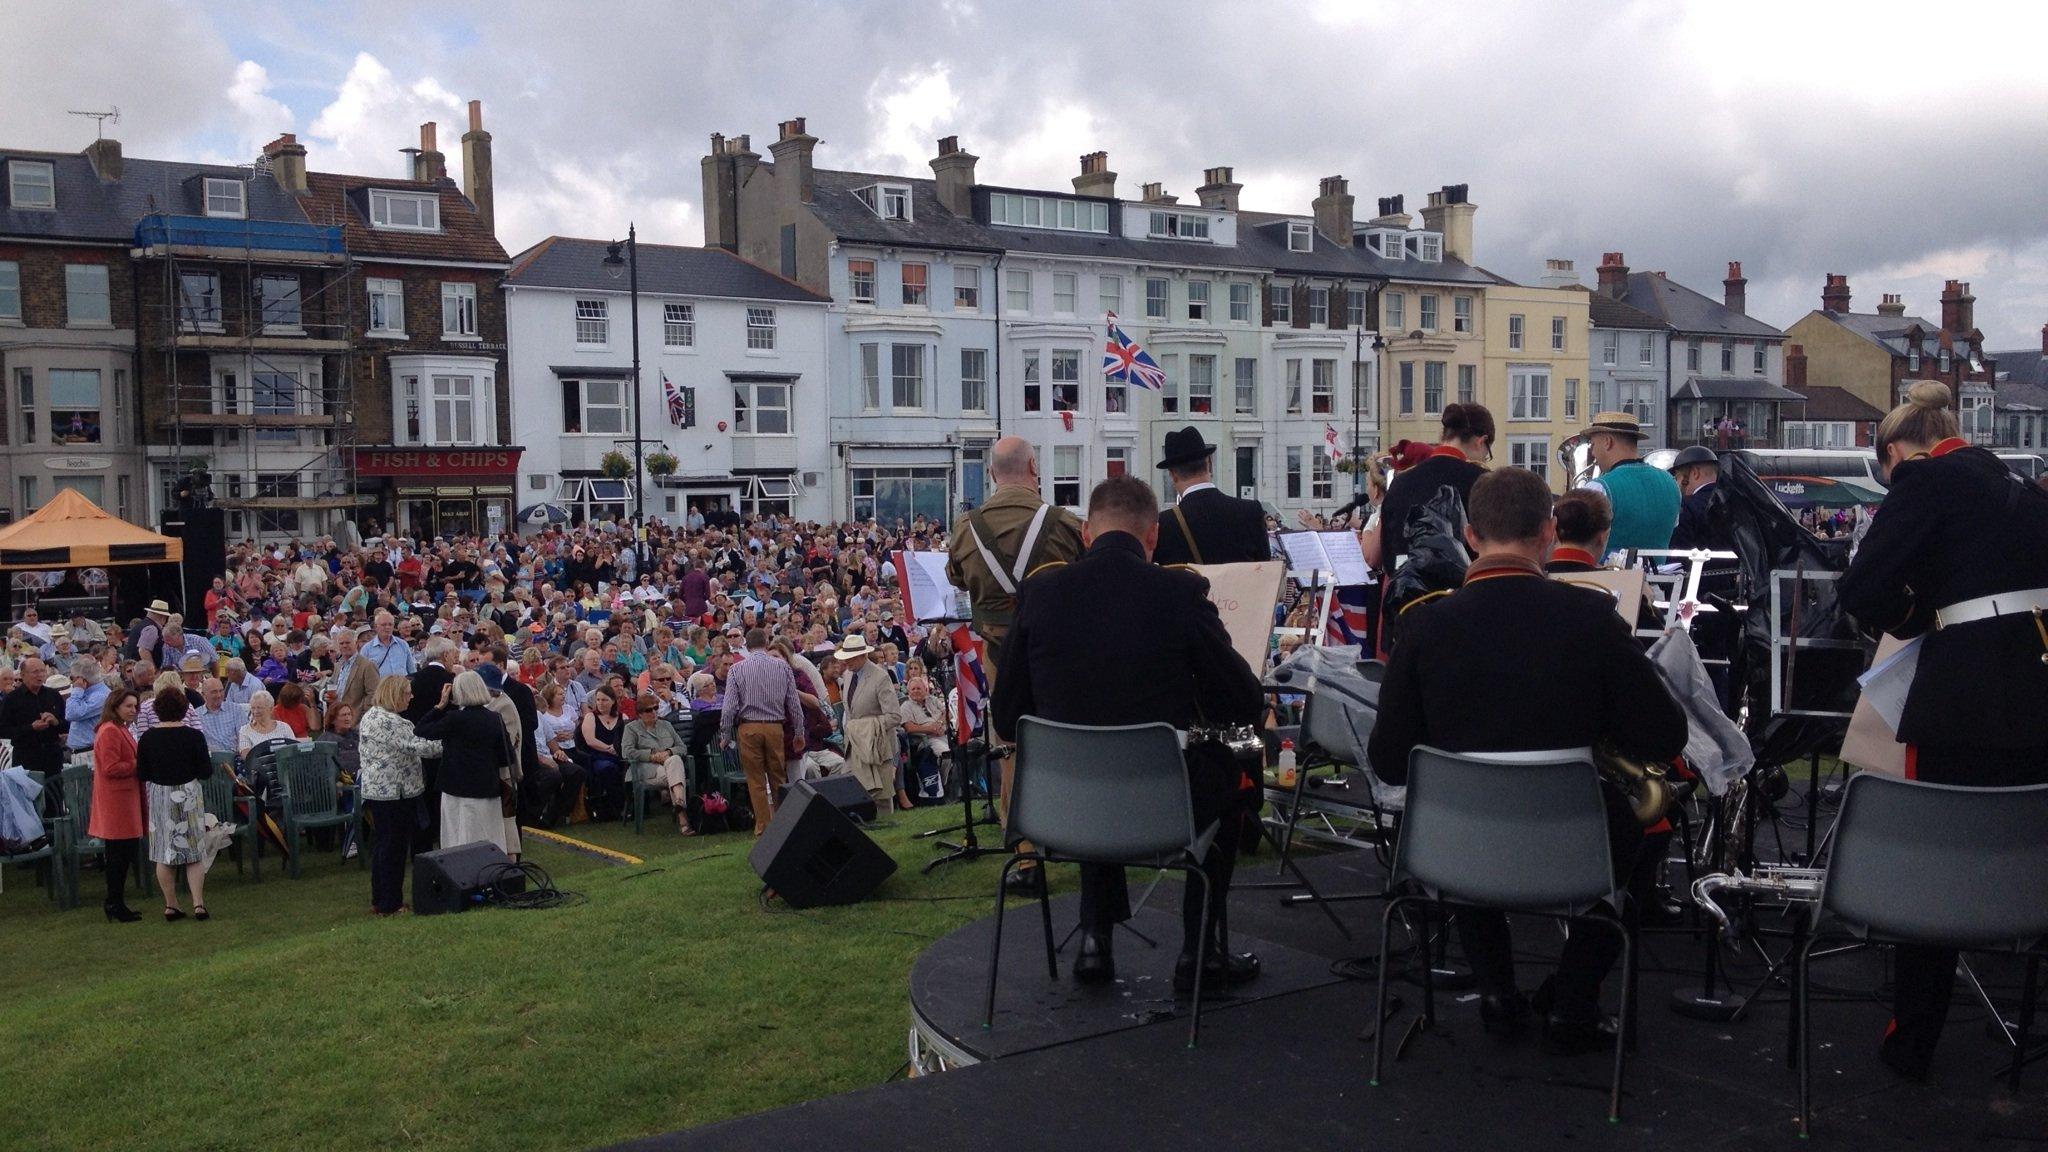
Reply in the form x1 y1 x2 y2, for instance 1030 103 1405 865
68 107 120 140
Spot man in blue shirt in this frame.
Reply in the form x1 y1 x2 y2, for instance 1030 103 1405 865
1579 411 1680 557
63 659 109 754
360 610 417 677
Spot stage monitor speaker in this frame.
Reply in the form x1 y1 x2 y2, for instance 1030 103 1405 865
413 841 521 915
749 785 896 908
775 774 878 824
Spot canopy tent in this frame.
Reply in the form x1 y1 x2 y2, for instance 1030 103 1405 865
1757 475 1887 510
0 489 183 570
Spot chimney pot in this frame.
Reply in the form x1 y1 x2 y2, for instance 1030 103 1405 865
1197 166 1242 210
937 135 958 156
1073 151 1116 198
1821 273 1851 314
1596 252 1630 299
460 99 495 234
929 136 978 216
261 132 308 193
1418 184 1476 262
767 118 819 205
420 122 436 152
1723 260 1748 315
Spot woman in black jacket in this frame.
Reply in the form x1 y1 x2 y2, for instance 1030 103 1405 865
412 670 514 854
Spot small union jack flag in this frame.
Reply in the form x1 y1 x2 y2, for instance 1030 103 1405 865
1326 585 1374 648
662 371 686 427
1102 312 1167 392
950 624 988 737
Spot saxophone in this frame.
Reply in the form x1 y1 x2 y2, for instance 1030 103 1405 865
1594 744 1685 827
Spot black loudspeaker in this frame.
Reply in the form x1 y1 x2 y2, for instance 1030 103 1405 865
160 507 226 616
775 773 878 824
413 841 521 915
748 784 897 908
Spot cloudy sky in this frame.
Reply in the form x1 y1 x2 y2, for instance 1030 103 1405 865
8 0 2047 347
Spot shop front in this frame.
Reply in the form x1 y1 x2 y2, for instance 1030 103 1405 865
353 446 522 541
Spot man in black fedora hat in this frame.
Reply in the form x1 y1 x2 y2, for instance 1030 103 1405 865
1152 426 1272 566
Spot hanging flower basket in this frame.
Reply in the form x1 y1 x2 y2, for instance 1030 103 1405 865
646 451 679 477
599 451 633 479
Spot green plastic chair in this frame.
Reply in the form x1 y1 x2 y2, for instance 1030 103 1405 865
628 717 690 834
2 770 74 908
199 760 264 882
273 743 357 879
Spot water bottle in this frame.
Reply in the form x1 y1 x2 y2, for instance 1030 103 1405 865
1277 740 1297 788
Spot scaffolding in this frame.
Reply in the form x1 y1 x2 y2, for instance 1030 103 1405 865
135 202 362 540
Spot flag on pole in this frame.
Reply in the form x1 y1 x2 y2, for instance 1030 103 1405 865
1324 423 1345 461
662 371 686 427
1102 312 1168 392
949 624 988 737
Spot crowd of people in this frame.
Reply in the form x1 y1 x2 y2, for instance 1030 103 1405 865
1 509 990 918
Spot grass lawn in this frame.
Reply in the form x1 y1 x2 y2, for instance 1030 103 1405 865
0 802 1036 1152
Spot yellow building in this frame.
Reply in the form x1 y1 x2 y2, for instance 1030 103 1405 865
1371 187 1494 460
1480 281 1591 490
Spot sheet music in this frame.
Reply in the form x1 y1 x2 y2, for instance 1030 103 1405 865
1317 530 1371 586
1277 531 1330 576
895 549 965 622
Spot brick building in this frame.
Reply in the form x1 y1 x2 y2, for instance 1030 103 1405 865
1783 276 1999 446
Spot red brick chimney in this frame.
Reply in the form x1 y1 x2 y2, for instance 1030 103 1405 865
1821 273 1850 314
1723 261 1747 315
1596 251 1629 299
1940 279 1975 335
409 122 446 183
1784 343 1807 391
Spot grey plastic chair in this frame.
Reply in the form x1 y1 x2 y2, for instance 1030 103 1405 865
1797 773 2048 1136
1372 745 1634 1123
984 717 1219 1048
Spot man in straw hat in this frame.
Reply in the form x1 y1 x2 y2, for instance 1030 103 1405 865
836 632 901 812
1576 410 1679 556
124 600 172 664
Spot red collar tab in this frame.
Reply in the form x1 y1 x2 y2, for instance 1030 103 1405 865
1929 437 1970 458
1549 547 1598 568
1429 445 1467 461
1464 554 1546 585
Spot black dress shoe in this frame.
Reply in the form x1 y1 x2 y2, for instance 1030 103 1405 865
1074 929 1116 984
1543 1012 1621 1055
1174 949 1261 992
1479 992 1531 1037
1003 866 1044 897
103 903 141 924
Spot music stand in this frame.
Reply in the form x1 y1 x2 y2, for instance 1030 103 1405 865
917 616 1007 874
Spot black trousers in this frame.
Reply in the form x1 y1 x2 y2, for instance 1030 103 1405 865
1075 748 1244 956
1455 788 1642 1019
102 837 140 909
1888 743 2048 1063
523 760 585 828
412 759 442 854
364 798 413 914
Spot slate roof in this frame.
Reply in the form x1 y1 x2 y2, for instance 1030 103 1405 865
300 171 508 265
1577 286 1669 331
1992 348 2048 409
1673 376 1805 402
1812 310 1986 361
1617 271 1783 339
508 236 827 303
1794 385 1886 422
0 148 311 242
807 169 1000 252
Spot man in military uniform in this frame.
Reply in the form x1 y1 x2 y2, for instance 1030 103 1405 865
947 436 1083 888
992 476 1265 988
1152 426 1273 566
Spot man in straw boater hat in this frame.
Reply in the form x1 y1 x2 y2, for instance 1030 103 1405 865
1576 410 1680 556
123 600 173 664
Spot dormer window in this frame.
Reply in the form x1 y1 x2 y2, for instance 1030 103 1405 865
1907 345 1920 372
856 183 912 222
1287 221 1312 252
1147 211 1210 241
8 160 54 210
1377 231 1403 261
204 178 246 219
369 189 440 232
1418 233 1442 262
989 193 1109 233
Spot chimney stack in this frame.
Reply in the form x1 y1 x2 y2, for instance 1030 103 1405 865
1367 193 1410 230
768 117 818 205
1723 261 1747 315
84 137 122 182
1822 273 1851 314
1596 252 1629 299
1877 293 1906 317
262 133 307 194
2041 321 2047 357
1139 181 1176 204
409 122 447 183
1196 166 1242 211
929 134 978 217
701 133 760 251
1539 258 1580 289
1419 183 1475 262
1073 151 1116 199
1785 343 1808 391
460 99 494 235
1312 175 1354 246
1940 279 1975 335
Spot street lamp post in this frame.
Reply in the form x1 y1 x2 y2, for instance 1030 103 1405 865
603 225 649 573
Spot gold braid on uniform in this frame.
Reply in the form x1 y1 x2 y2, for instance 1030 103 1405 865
1400 589 1454 615
1022 560 1069 581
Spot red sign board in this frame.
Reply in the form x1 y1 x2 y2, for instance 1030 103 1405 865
354 448 523 478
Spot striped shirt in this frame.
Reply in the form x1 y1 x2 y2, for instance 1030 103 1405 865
195 701 249 757
718 648 804 744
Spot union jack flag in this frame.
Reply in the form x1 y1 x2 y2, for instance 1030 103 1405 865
1102 312 1167 392
662 371 686 427
1325 585 1374 649
1325 423 1345 461
950 624 989 738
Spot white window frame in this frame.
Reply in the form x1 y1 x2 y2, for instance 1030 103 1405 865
878 185 912 222
1422 360 1445 415
1006 269 1031 314
179 269 223 330
1234 357 1256 416
960 348 989 415
847 258 876 304
663 301 695 349
1509 436 1550 481
860 343 882 411
1551 315 1566 352
1186 279 1210 321
746 307 777 350
733 379 792 435
1507 313 1525 351
1188 354 1216 415
203 177 246 219
1384 291 1404 331
1720 342 1735 373
1051 445 1083 509
1419 234 1442 263
1687 338 1702 371
562 376 630 436
1098 274 1121 318
1285 446 1303 500
1022 349 1042 413
1753 342 1767 373
1312 358 1336 415
366 277 404 335
1228 282 1252 323
0 260 18 321
574 298 609 347
1309 287 1330 327
1639 334 1655 367
1311 451 1334 501
890 343 925 411
1285 359 1304 415
1346 288 1367 327
1050 348 1081 413
368 189 440 232
954 266 980 310
65 264 111 326
1456 363 1476 405
1453 295 1472 333
1052 272 1078 315
1146 211 1210 241
1270 284 1292 325
1419 294 1438 332
901 261 929 307
1509 366 1552 421
9 160 54 210
440 281 477 338
1602 331 1619 366
1288 221 1312 252
429 373 477 445
1144 277 1168 320
1564 377 1580 420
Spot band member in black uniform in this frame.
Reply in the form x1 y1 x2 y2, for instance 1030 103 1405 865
1370 468 1688 1051
1667 445 1739 712
1364 403 1493 578
992 476 1265 989
1838 381 2048 1081
1151 427 1272 565
1546 489 1613 574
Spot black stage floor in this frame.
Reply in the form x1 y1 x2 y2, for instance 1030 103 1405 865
614 849 2048 1151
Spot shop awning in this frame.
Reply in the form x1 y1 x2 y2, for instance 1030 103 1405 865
0 489 183 570
1762 476 1887 509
